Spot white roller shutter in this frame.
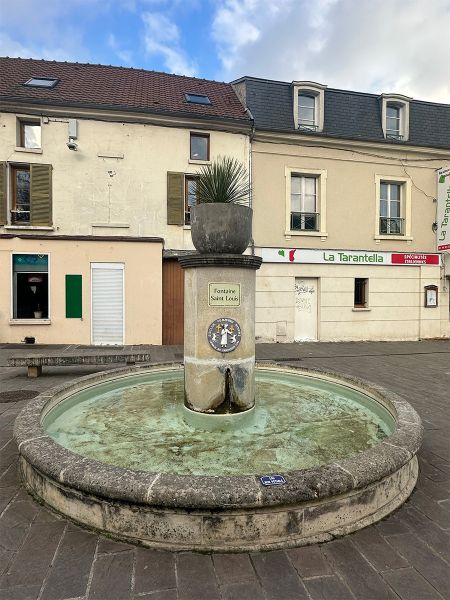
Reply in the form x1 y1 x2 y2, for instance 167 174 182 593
91 263 124 345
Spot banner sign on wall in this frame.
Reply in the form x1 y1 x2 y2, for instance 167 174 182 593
437 167 450 252
261 248 440 266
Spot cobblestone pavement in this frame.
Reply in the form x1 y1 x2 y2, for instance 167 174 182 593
0 340 449 600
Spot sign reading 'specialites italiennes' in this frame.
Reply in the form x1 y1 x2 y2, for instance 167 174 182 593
437 167 450 252
262 248 440 266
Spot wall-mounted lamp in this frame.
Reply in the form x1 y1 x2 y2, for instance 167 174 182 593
432 222 438 233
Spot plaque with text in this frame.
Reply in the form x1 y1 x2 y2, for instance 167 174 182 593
208 283 241 307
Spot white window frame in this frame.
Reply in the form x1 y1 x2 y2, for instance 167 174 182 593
15 115 43 154
285 167 327 237
374 175 412 241
10 251 51 323
292 81 326 132
381 94 411 141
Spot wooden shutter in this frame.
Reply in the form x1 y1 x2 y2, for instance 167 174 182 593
167 172 184 225
0 162 6 225
30 163 52 226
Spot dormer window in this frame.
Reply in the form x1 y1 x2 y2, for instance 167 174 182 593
292 81 326 132
381 94 411 142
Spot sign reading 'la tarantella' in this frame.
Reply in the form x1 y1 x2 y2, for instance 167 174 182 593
262 248 440 266
437 166 450 252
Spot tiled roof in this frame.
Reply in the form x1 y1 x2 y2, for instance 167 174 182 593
236 77 450 150
0 57 249 123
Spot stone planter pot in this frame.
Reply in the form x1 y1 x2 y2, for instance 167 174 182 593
190 204 252 254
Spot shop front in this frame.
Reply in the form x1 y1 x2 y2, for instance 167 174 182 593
0 235 163 345
255 247 446 342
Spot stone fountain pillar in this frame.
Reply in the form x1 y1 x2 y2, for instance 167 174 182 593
179 204 262 416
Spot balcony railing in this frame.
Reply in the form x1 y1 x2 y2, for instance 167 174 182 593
291 212 320 232
380 217 404 235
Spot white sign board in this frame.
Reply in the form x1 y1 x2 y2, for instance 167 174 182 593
261 248 440 266
437 167 450 252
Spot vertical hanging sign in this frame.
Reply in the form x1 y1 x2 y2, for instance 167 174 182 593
437 167 450 252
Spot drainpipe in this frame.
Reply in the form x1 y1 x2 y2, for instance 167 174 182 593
246 107 256 255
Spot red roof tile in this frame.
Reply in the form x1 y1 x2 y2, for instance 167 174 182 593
0 57 249 123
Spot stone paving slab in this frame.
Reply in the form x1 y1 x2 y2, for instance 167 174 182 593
0 340 449 599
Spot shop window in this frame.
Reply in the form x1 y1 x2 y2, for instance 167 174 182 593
190 133 209 161
12 254 49 319
354 278 368 308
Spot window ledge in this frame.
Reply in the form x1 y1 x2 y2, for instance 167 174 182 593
14 146 43 154
374 235 413 241
9 319 51 325
183 225 192 230
4 225 54 231
352 308 371 312
188 159 211 165
285 230 328 238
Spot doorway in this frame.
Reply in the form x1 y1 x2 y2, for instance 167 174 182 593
162 259 184 345
91 263 124 345
294 278 318 341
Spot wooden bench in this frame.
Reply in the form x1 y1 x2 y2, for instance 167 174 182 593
8 353 152 378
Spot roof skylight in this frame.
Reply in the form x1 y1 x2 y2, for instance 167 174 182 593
24 77 59 89
185 93 211 105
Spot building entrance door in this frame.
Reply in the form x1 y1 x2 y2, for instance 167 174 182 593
162 259 184 345
91 263 124 345
294 278 318 341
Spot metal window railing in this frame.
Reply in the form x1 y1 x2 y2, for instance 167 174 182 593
379 217 405 235
11 209 31 224
291 212 320 232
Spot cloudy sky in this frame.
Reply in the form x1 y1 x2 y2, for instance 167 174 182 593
0 0 448 102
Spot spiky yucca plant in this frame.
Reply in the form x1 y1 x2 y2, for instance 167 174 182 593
196 156 250 204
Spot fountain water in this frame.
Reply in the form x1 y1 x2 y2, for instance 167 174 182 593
14 202 423 551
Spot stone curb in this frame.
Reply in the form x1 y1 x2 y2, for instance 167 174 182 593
13 362 423 510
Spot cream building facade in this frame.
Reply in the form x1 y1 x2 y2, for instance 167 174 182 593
233 77 450 342
0 58 251 345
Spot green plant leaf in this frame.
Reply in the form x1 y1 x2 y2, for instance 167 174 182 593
196 156 250 204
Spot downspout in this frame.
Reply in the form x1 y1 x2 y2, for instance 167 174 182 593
246 107 256 255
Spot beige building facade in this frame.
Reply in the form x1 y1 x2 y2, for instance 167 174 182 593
232 77 450 342
0 58 251 345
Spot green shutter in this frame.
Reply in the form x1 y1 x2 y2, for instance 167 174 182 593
167 172 184 225
30 163 52 226
65 275 82 318
0 162 6 225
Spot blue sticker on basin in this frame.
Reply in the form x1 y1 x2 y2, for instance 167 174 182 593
260 475 286 486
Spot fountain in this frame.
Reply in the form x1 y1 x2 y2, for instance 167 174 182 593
14 160 422 551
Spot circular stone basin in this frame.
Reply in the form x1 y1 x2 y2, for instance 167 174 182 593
14 364 422 552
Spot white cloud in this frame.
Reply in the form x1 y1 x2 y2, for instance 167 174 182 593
142 11 197 75
107 32 133 65
211 0 450 103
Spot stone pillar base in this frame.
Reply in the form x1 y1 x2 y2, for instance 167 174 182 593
179 254 262 415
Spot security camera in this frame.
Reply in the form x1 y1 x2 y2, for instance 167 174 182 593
67 138 78 151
